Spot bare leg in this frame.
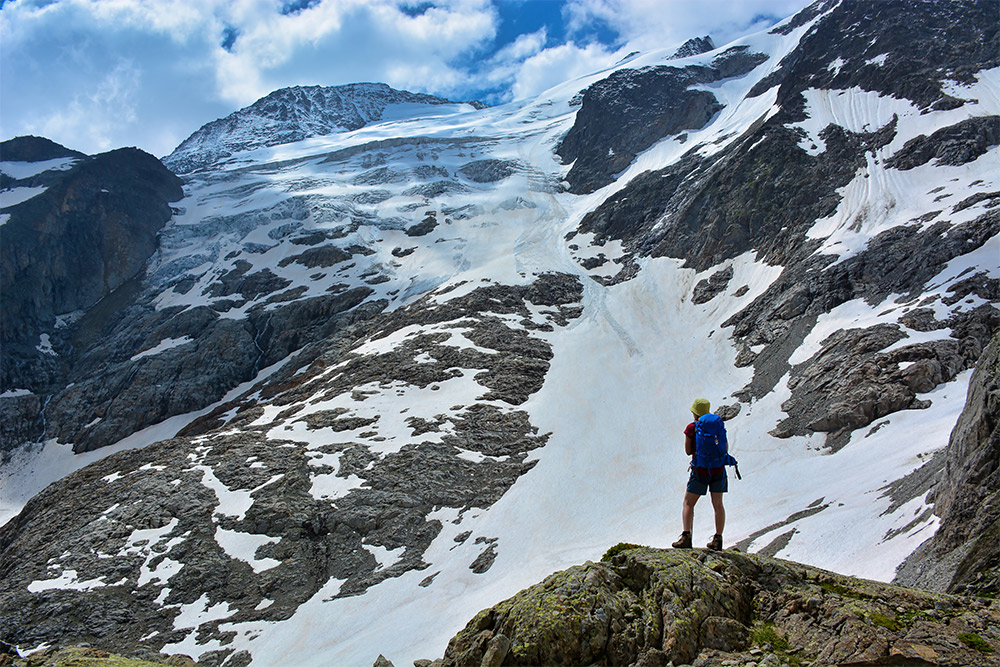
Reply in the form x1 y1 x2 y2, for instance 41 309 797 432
710 492 725 535
682 492 700 533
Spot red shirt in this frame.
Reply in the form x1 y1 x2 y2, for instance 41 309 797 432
685 422 696 464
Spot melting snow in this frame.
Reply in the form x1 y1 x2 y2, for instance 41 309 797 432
27 569 111 593
131 337 194 361
214 527 281 573
0 186 48 208
0 158 78 179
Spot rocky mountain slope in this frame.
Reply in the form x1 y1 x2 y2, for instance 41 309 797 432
1 0 998 664
0 137 183 454
898 330 1000 598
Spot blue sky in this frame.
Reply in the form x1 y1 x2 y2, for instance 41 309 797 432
0 0 810 158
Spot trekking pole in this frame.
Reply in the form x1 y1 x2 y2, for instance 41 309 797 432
729 426 742 480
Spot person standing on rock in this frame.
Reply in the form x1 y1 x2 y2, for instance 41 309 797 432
673 398 730 551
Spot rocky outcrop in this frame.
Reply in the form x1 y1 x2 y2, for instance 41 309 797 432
556 46 768 193
577 107 898 273
0 273 583 664
1 143 183 343
3 645 197 666
0 136 84 178
670 36 715 60
0 139 184 452
886 116 1000 170
438 546 1000 666
897 332 1000 597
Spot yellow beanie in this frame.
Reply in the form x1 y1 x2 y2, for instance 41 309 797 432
690 398 710 417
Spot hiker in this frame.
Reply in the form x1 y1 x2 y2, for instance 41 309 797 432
672 397 733 551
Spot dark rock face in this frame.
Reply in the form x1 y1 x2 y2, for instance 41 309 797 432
440 546 1000 666
46 287 380 454
691 266 733 305
750 0 1000 109
0 141 184 410
897 332 1000 597
457 160 518 183
556 47 769 194
0 135 84 165
726 213 1000 449
578 110 897 273
1 145 183 342
887 115 1000 170
670 36 715 60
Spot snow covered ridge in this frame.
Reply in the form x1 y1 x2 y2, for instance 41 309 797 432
163 82 479 175
1 0 999 665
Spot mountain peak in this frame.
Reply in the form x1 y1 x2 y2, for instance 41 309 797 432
670 35 715 59
0 136 87 163
163 82 459 174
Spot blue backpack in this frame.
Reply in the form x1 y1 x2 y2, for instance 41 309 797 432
694 413 741 479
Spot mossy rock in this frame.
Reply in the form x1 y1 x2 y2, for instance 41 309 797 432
10 647 194 667
438 547 1000 666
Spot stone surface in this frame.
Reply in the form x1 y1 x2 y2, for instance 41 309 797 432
896 332 1000 597
439 546 1000 667
6 646 195 666
556 47 768 194
0 141 183 401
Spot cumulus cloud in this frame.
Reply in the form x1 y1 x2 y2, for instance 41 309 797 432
510 42 617 100
28 60 140 153
564 0 812 53
0 0 502 155
209 0 498 105
0 0 812 157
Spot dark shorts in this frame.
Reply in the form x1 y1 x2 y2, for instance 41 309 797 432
687 467 727 496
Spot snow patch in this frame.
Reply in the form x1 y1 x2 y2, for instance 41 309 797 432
0 157 78 179
214 527 281 573
131 337 195 361
0 186 47 208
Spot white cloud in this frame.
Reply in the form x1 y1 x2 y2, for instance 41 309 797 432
496 28 548 62
26 59 141 153
511 42 617 100
565 0 812 53
0 0 813 157
0 0 503 155
210 0 498 106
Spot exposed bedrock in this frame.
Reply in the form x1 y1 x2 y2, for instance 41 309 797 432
896 332 1000 598
0 274 584 663
438 546 1000 667
0 142 183 393
556 46 768 194
44 288 382 454
578 111 898 273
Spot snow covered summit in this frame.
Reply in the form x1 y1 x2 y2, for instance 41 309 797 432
164 82 471 174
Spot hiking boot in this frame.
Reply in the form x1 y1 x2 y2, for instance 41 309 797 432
707 534 723 551
672 531 692 549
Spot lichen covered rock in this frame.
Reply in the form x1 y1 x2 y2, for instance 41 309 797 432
439 546 1000 666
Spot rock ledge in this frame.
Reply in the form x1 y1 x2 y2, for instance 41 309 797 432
436 546 1000 666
